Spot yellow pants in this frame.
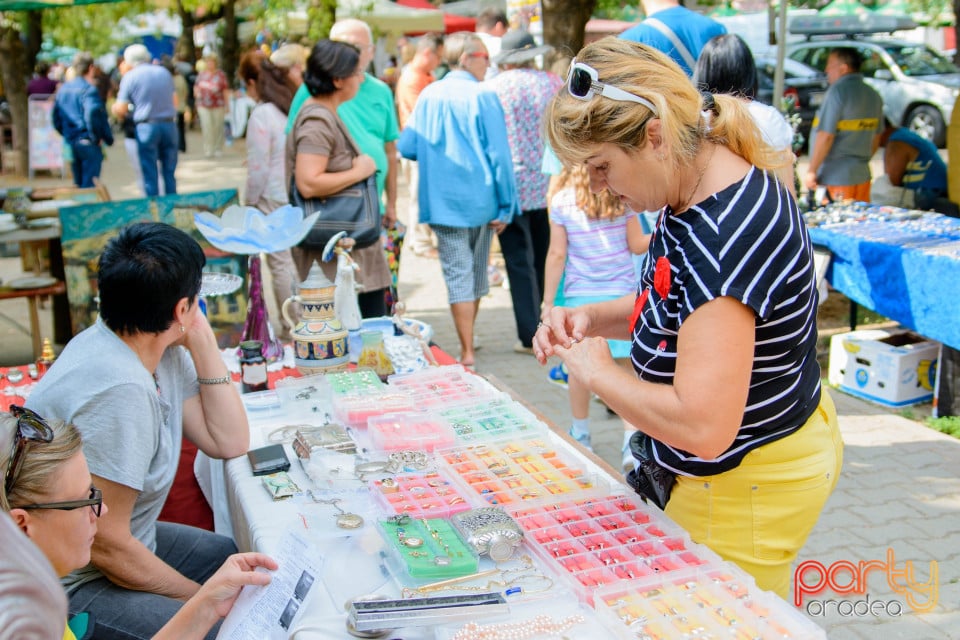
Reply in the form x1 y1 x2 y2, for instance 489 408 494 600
665 389 843 599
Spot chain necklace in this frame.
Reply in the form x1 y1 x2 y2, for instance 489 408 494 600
676 143 717 213
307 491 364 529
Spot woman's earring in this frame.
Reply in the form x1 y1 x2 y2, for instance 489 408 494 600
180 324 186 334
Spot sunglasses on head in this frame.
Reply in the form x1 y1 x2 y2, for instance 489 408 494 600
4 405 54 494
566 61 659 115
20 486 104 518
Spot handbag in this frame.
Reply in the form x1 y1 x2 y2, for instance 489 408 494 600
290 105 381 250
624 431 676 510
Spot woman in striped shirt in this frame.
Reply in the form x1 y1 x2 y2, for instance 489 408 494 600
535 39 842 597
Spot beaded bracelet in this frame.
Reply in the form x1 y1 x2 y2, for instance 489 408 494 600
197 375 231 385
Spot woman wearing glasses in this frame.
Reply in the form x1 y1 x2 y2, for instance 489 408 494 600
535 39 842 597
1 407 277 640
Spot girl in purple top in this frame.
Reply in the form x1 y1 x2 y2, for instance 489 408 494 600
542 164 647 458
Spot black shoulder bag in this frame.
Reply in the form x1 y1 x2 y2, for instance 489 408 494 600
289 105 380 250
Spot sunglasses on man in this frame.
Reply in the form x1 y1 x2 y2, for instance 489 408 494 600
566 61 659 115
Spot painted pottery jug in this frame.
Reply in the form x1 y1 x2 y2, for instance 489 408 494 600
282 261 349 374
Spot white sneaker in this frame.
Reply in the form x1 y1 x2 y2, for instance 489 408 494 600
568 427 592 451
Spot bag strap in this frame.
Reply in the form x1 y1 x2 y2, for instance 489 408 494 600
644 18 697 71
293 102 360 159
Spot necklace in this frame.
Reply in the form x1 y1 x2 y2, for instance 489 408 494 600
677 143 717 212
308 492 364 529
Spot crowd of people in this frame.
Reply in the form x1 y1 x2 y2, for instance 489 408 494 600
10 0 960 635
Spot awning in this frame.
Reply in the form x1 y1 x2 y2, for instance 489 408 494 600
0 0 124 10
396 0 476 33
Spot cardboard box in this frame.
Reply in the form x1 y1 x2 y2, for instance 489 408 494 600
829 330 939 406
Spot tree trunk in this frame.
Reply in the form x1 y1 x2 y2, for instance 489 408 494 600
176 0 198 64
222 0 238 88
25 11 42 73
541 0 596 74
0 23 29 177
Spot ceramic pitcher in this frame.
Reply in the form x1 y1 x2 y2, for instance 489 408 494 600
281 261 349 374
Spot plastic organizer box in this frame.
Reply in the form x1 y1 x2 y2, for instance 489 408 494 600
436 436 608 510
378 516 479 580
367 412 456 453
436 394 548 443
387 365 499 409
332 391 415 429
325 368 385 396
508 495 717 603
593 565 826 639
370 472 472 519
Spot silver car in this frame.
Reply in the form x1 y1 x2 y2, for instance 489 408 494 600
787 38 960 147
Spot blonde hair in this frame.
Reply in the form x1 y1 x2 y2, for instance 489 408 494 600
0 413 82 512
546 38 781 174
555 163 625 221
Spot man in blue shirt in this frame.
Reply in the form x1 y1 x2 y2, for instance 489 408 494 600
874 120 956 215
620 0 726 76
112 44 178 197
53 52 114 188
398 32 518 368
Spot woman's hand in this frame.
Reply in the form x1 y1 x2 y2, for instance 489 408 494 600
353 154 377 180
532 306 591 364
178 305 218 354
198 553 278 619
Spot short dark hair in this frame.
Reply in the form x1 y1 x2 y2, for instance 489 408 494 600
476 8 507 31
97 222 205 335
416 33 444 55
692 34 758 99
831 47 862 72
303 39 360 97
73 52 95 77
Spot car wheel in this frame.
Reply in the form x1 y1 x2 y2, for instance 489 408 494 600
905 105 946 147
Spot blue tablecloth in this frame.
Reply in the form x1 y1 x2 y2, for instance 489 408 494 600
808 212 960 349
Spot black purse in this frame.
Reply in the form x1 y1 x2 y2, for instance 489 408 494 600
624 431 676 510
290 106 380 250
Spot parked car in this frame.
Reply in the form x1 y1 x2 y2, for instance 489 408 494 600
755 56 828 151
787 38 960 147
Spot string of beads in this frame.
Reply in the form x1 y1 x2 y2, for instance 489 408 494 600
450 614 585 640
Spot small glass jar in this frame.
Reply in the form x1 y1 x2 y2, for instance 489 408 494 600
357 330 394 380
239 340 268 393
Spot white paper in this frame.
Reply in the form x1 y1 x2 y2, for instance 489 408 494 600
217 531 323 640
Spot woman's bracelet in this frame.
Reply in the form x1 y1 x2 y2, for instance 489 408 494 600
197 375 231 385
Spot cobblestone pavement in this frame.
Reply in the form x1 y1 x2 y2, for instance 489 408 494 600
2 131 957 637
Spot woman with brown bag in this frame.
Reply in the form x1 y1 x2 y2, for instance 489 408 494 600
286 39 391 318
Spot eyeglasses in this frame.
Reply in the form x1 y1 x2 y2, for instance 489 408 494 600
466 51 489 61
19 486 103 518
566 61 659 115
4 405 54 494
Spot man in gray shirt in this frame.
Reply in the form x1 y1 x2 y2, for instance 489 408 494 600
804 47 884 204
112 44 179 197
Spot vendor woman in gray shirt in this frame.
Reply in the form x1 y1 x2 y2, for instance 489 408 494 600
27 222 249 640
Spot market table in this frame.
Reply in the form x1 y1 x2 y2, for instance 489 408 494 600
807 209 960 349
218 366 825 639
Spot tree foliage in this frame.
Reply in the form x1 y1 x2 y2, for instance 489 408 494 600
40 1 149 57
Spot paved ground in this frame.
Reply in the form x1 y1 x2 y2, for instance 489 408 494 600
2 130 958 637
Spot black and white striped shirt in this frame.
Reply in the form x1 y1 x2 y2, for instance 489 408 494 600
632 167 821 477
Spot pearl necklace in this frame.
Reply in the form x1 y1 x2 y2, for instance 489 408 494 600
451 614 586 640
